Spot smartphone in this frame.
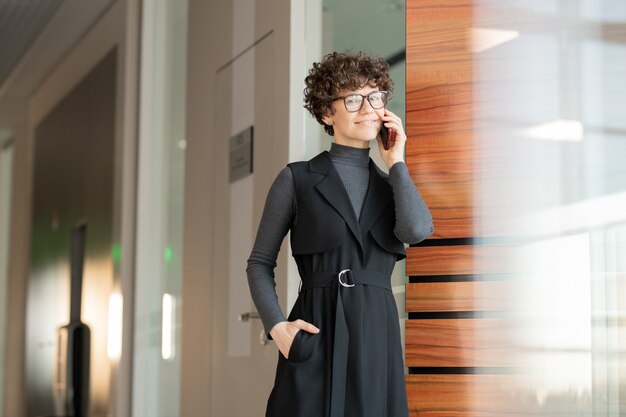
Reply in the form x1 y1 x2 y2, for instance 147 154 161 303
380 125 394 150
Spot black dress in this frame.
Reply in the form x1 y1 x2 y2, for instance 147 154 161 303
265 151 409 417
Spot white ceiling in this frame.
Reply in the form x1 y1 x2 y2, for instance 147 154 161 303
0 0 65 89
0 0 113 133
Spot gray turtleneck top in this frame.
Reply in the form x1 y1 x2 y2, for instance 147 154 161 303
246 143 434 336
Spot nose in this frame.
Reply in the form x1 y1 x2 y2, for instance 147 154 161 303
359 98 375 113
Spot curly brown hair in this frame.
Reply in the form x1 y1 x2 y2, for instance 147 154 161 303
303 51 394 136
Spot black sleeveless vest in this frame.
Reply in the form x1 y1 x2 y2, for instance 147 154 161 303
265 150 410 417
288 150 406 269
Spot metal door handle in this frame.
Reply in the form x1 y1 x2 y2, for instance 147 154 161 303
239 311 260 322
238 311 269 345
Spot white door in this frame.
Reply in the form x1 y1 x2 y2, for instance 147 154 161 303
211 33 289 417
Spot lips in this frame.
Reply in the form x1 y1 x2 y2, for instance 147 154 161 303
355 119 379 125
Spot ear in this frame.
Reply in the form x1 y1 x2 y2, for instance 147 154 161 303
322 116 333 126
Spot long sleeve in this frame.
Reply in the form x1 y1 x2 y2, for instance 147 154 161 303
389 161 434 244
246 167 296 338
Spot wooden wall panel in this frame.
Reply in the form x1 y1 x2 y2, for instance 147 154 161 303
405 245 516 276
405 319 520 367
404 0 527 414
406 0 474 239
406 281 517 312
406 374 531 417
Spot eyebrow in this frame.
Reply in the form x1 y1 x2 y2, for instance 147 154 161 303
346 89 380 95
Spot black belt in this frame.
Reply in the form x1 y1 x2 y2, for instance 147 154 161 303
301 269 391 292
300 269 392 417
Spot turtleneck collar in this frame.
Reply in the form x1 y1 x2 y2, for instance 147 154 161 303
328 142 370 168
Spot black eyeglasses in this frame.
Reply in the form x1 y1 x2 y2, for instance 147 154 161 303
333 91 389 112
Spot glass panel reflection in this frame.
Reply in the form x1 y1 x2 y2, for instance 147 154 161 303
132 0 187 416
474 0 626 414
0 141 13 416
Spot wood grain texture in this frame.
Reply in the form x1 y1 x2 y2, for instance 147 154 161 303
405 318 521 367
406 281 518 312
406 0 475 239
406 374 533 416
403 0 507 412
405 245 515 276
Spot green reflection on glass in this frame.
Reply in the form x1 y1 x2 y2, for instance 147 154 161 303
165 246 173 263
111 244 122 265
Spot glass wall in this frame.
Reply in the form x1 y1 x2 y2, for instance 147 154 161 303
473 0 626 414
132 1 187 416
0 139 14 417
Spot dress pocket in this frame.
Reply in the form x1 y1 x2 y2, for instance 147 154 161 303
286 329 317 363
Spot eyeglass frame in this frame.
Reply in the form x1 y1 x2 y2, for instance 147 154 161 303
332 90 389 112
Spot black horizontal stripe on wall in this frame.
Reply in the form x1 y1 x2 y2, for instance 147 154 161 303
411 237 475 247
411 233 594 247
408 273 524 283
408 311 517 319
407 367 524 375
409 274 476 283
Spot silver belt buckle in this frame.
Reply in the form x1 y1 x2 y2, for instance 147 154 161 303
338 269 355 288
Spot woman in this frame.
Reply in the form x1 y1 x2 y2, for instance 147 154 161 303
246 51 434 417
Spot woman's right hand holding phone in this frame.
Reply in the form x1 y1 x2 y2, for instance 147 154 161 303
377 108 406 170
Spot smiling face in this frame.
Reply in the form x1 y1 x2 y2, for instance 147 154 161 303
323 85 385 149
